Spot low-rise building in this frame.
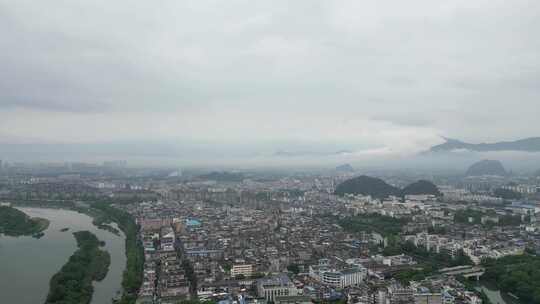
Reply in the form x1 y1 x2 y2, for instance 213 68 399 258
231 264 254 278
257 274 298 301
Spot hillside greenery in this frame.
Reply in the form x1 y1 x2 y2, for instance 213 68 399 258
338 214 409 237
482 254 540 303
454 208 522 226
0 206 49 236
45 231 110 304
454 209 486 224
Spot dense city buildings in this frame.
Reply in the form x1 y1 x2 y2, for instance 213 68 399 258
1 162 540 303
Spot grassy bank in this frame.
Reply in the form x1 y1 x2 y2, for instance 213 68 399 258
45 231 111 304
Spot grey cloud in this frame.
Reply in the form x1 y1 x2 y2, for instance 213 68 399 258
0 0 539 163
370 114 434 128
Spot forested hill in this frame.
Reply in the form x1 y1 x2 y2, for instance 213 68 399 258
466 159 507 176
401 180 441 196
334 175 400 198
335 176 441 199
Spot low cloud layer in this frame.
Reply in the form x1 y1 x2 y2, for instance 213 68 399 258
1 0 539 163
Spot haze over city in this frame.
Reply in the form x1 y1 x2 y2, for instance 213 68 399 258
3 2 540 304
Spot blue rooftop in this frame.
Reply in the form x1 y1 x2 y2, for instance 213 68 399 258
186 218 202 226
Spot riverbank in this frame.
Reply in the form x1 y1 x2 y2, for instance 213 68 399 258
0 206 50 237
45 231 111 304
0 207 126 304
9 201 143 304
92 203 144 304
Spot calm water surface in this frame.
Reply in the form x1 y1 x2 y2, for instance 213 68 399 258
0 207 126 304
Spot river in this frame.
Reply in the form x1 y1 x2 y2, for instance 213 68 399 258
0 207 126 304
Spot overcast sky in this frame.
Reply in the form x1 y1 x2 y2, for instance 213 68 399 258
1 0 539 162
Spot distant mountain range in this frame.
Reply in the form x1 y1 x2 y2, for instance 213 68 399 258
430 137 540 152
335 176 441 198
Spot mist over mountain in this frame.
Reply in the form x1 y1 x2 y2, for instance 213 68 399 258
336 164 354 172
273 150 354 157
2 136 540 174
466 160 507 176
430 137 540 153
